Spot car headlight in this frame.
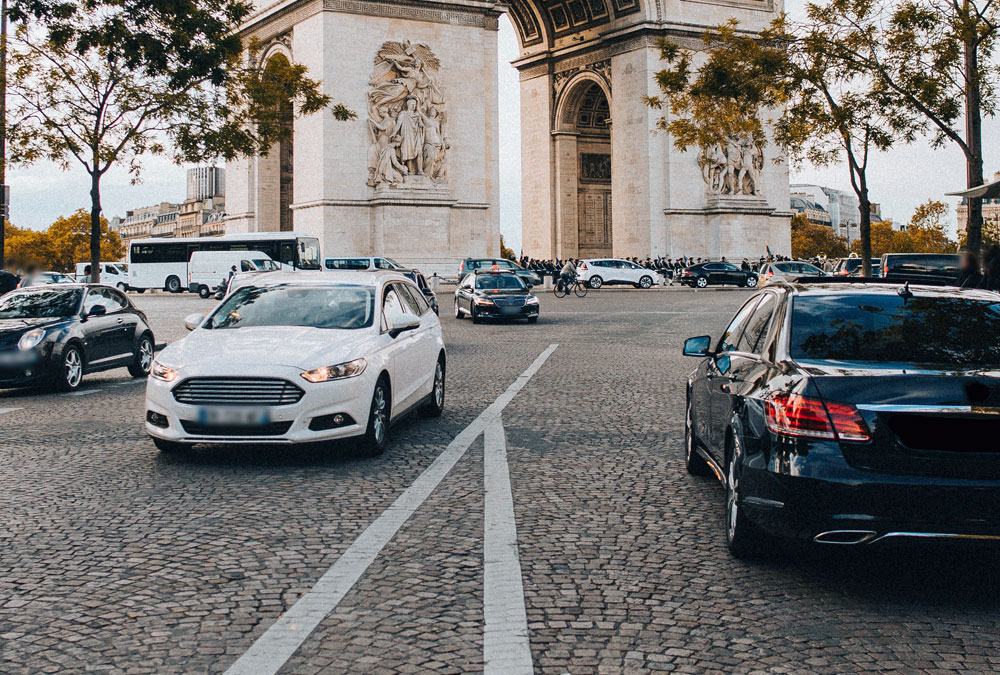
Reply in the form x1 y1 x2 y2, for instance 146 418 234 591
18 328 45 350
150 361 179 382
525 296 539 305
474 296 495 305
301 358 367 383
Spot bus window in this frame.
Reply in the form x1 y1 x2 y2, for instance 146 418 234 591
280 243 296 267
299 239 320 269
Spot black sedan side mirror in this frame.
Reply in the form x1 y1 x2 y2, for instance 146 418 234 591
683 335 713 357
87 305 108 317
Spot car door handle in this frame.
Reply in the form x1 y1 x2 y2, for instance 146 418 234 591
116 318 125 324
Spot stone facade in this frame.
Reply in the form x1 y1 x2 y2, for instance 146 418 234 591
225 0 502 276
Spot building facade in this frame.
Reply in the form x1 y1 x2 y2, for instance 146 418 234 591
225 0 792 275
790 184 867 244
114 167 227 248
956 171 1000 241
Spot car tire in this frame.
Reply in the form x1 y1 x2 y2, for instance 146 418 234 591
54 345 84 392
725 432 764 559
359 377 390 457
128 334 154 378
471 306 481 324
135 289 145 294
589 276 603 289
745 276 758 288
153 437 189 454
685 391 712 476
454 301 464 319
527 316 538 324
198 285 211 299
639 275 653 289
165 276 182 293
696 276 708 288
419 357 446 418
116 282 128 292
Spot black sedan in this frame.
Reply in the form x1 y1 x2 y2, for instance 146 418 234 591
683 280 1000 558
454 270 539 323
680 262 758 288
0 284 155 391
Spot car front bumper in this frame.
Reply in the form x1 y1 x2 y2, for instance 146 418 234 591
0 345 59 387
473 302 539 319
144 364 374 445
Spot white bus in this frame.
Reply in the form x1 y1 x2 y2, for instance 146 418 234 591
127 232 321 292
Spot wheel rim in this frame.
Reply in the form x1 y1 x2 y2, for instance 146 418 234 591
697 278 707 287
747 277 757 287
641 277 651 288
139 339 153 372
65 349 82 387
685 397 694 462
372 384 387 444
591 277 602 289
433 362 445 407
726 438 741 541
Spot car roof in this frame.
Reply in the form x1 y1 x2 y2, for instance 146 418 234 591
774 280 1000 300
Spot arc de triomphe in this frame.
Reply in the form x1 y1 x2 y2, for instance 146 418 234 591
225 0 791 274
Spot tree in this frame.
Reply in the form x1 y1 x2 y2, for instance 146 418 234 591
2 210 123 271
647 7 918 277
500 235 516 261
791 213 850 258
907 199 950 231
813 0 1000 255
6 5 352 284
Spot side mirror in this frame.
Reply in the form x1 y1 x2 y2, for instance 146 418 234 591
683 335 713 357
389 313 420 338
184 313 204 331
87 305 108 317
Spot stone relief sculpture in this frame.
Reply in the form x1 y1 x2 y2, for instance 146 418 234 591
366 41 450 189
700 134 764 197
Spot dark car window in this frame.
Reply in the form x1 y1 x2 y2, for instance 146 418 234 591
722 263 739 271
718 296 761 353
84 289 119 314
791 294 1000 366
0 289 81 318
396 282 428 316
738 293 776 355
104 288 129 311
324 258 370 270
476 274 526 291
705 264 723 271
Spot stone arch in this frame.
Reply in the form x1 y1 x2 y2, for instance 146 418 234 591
505 0 651 52
256 52 296 232
553 69 611 132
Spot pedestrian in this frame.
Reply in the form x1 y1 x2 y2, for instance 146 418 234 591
228 265 237 280
741 258 750 272
957 251 982 289
80 264 93 284
980 246 1000 291
0 258 19 296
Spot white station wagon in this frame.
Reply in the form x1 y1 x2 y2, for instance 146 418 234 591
145 271 445 455
576 258 659 289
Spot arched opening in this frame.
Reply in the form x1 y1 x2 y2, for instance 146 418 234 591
257 52 295 232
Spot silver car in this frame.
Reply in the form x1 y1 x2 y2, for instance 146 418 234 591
760 261 825 285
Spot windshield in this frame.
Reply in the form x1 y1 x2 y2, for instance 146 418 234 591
0 289 81 319
207 285 374 330
791 294 1000 367
299 239 321 270
252 259 279 271
476 274 526 291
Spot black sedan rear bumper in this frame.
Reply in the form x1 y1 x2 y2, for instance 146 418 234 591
741 465 1000 545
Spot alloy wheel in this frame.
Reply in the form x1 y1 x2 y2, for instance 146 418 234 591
64 349 82 388
139 339 153 372
371 384 387 445
433 361 445 408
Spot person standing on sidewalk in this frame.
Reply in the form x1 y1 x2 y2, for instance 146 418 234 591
0 259 20 296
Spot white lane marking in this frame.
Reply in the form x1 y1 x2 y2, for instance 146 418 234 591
223 343 559 675
483 415 533 674
0 407 21 415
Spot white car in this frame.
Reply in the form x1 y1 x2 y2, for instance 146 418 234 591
145 271 446 455
759 260 825 285
323 256 404 271
576 258 659 289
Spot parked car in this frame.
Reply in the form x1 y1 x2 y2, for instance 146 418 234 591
75 262 131 291
323 256 404 271
678 262 758 288
17 271 75 288
832 257 881 277
759 261 825 285
683 279 1000 558
576 258 659 289
458 258 541 287
188 250 279 298
0 285 154 391
880 253 960 285
454 270 539 323
397 269 439 314
145 271 445 454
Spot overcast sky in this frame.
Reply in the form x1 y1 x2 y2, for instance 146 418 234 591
9 5 998 254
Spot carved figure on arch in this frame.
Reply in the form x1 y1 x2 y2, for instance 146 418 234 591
699 133 764 197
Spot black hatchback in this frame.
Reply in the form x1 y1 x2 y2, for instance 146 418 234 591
679 262 758 288
683 280 1000 558
0 285 155 391
454 271 539 323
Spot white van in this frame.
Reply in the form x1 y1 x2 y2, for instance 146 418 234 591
75 262 130 290
188 250 279 298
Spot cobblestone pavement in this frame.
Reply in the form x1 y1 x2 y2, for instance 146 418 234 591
3 288 1000 674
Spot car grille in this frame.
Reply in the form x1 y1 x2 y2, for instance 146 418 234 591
493 296 526 307
172 378 304 406
180 420 293 437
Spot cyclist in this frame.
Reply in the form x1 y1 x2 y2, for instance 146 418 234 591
558 259 577 295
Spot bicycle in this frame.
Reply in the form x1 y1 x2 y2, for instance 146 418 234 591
552 278 589 298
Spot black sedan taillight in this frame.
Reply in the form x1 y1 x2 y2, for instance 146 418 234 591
765 393 870 442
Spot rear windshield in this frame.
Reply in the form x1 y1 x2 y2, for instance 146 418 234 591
791 294 1000 366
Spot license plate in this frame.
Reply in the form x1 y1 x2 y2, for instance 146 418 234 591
196 406 271 427
0 350 37 367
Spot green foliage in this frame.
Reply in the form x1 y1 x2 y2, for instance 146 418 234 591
4 210 123 272
791 213 849 259
499 235 516 261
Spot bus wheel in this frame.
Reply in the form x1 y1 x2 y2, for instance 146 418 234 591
165 276 182 293
198 285 211 299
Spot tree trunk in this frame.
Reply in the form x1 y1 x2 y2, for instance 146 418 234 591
859 189 873 277
963 27 985 256
89 171 101 285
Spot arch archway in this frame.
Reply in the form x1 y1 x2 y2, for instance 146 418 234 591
256 52 296 232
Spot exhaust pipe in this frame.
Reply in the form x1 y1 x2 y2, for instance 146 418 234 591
813 530 877 545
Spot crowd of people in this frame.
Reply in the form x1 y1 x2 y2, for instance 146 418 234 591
956 246 1000 290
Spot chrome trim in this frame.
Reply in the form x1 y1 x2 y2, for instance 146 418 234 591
813 530 877 545
743 496 784 508
870 531 1000 544
856 404 973 413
